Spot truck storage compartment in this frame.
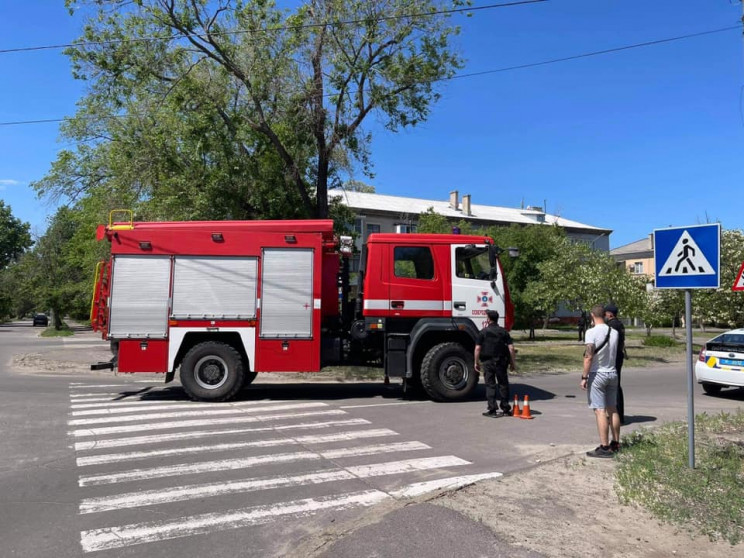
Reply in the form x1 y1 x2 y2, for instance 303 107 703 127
108 255 170 339
172 256 258 319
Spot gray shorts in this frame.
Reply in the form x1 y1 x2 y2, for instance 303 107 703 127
587 371 618 410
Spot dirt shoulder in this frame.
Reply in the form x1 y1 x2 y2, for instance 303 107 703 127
436 452 740 558
297 451 740 558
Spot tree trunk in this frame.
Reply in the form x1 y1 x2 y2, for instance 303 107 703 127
53 309 63 330
316 152 329 219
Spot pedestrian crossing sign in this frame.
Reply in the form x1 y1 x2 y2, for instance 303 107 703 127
654 224 720 289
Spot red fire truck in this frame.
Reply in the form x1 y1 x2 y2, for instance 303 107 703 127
90 211 513 402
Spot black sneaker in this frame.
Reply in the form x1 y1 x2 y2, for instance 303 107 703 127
610 440 620 453
586 446 614 458
482 410 497 417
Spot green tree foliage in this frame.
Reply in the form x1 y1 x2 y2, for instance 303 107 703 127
524 237 645 320
42 0 464 221
416 207 476 235
0 201 32 319
487 224 565 330
695 228 744 328
417 207 451 233
0 201 32 269
26 207 98 328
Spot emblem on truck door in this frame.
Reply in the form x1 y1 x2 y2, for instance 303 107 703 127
477 292 493 307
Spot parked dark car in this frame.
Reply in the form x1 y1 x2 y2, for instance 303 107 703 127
32 314 49 327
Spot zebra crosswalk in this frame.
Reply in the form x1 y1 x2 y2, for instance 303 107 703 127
68 382 502 554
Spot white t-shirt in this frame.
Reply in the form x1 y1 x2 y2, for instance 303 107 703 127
585 323 618 374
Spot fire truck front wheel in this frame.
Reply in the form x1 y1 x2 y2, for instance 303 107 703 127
180 342 245 402
420 342 478 402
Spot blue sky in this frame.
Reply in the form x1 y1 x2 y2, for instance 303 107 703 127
0 0 742 247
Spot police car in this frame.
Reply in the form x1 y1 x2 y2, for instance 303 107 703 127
695 329 744 395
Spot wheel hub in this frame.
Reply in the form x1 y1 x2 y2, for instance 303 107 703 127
194 356 229 390
440 357 468 390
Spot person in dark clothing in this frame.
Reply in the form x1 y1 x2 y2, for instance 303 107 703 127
474 310 517 418
578 312 587 342
605 303 625 424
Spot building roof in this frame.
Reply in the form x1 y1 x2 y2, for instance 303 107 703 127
331 191 610 234
611 237 653 257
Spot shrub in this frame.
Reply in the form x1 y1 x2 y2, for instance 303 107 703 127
642 335 679 348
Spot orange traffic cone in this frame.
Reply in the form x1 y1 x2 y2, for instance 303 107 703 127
512 394 521 418
519 395 534 420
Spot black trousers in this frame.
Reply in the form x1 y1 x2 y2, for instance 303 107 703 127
483 359 511 413
616 356 625 422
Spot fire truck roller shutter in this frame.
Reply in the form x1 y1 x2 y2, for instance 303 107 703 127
108 256 170 338
172 257 258 319
260 248 313 338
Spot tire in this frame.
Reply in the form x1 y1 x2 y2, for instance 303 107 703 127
420 342 478 402
702 382 723 395
180 341 245 402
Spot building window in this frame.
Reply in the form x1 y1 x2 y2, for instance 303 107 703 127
366 223 380 237
394 223 417 234
394 246 434 280
633 262 644 274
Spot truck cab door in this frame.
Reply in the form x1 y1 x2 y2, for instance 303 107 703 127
450 244 507 329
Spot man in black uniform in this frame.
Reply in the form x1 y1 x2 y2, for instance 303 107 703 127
474 310 517 417
605 304 625 424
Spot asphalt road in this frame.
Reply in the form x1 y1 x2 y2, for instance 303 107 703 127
1 321 743 557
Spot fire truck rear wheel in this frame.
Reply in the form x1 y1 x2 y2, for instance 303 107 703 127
420 342 477 402
180 342 245 402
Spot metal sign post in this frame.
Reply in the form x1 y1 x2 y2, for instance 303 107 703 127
654 224 720 469
684 290 694 468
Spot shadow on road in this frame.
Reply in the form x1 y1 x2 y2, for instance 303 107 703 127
0 322 34 330
623 414 657 425
702 387 744 402
92 380 558 405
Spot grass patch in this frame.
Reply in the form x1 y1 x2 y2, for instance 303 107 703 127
642 335 680 348
515 344 582 373
40 323 74 337
616 410 744 544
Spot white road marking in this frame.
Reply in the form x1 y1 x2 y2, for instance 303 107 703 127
70 400 295 414
339 401 432 409
76 429 398 466
78 441 429 486
69 409 347 437
80 490 388 553
388 472 503 498
71 400 195 410
68 402 328 426
73 419 371 451
79 456 469 514
345 455 471 477
69 393 144 399
70 384 127 389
